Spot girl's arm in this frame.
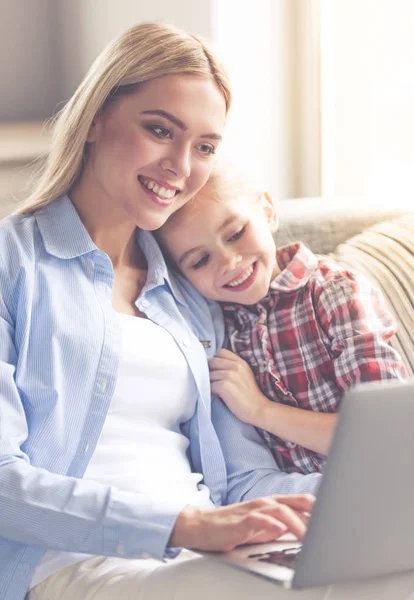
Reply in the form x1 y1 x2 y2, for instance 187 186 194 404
209 349 336 455
253 400 337 455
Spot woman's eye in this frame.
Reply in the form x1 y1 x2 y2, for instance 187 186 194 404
148 125 172 139
196 143 216 156
192 254 210 269
228 227 246 242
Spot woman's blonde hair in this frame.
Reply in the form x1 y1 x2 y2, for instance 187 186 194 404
16 21 231 214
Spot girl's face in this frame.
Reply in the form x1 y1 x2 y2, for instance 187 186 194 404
158 192 279 306
82 75 227 230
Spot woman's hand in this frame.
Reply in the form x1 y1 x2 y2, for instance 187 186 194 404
168 494 314 552
209 349 270 425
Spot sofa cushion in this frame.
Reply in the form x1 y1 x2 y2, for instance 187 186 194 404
329 215 414 376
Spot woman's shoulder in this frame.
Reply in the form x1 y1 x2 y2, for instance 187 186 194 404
0 210 39 268
0 209 38 236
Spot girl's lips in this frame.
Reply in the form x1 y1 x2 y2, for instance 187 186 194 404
224 262 258 292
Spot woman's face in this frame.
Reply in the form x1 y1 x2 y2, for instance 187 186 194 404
84 74 227 230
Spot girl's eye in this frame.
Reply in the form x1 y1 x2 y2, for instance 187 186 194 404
196 143 216 156
192 254 210 270
147 125 172 139
228 226 246 242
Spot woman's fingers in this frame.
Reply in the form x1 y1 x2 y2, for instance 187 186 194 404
264 502 307 540
170 495 314 552
272 494 315 514
243 496 314 540
235 512 288 547
224 502 306 548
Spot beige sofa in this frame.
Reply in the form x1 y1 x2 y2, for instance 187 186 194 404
277 197 414 375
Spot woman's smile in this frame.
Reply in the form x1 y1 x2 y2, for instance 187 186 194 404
137 175 181 206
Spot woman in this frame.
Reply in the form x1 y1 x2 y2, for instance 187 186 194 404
0 22 320 600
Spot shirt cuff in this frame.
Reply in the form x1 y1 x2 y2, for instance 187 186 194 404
104 489 190 560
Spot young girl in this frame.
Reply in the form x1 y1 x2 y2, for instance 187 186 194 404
158 164 407 474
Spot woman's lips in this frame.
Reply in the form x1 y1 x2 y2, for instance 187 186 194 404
138 176 178 207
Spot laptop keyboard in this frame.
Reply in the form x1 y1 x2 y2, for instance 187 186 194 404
247 546 302 569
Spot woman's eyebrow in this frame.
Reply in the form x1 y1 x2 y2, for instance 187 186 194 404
141 109 222 141
141 109 186 130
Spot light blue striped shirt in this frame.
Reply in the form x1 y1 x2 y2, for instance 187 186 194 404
0 195 321 600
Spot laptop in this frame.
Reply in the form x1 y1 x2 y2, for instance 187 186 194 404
200 379 414 588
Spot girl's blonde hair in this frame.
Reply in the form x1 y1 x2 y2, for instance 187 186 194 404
159 160 260 232
195 160 258 204
17 21 231 214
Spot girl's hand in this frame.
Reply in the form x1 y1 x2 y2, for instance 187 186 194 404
209 348 270 425
169 494 314 551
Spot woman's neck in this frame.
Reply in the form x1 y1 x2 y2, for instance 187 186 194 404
70 181 145 269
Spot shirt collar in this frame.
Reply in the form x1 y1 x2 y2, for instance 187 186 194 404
35 195 98 259
270 242 319 293
137 230 188 307
35 195 187 306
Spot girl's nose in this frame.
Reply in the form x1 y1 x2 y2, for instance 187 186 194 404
220 251 243 275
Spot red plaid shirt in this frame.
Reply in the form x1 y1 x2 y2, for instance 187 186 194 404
222 243 406 474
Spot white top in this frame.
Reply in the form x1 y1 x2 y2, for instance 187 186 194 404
31 313 213 588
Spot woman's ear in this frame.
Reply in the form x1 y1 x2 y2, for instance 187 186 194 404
261 192 279 232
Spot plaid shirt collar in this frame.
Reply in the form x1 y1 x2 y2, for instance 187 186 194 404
270 242 319 292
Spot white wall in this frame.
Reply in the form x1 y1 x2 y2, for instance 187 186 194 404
212 0 283 198
213 0 320 200
322 0 414 205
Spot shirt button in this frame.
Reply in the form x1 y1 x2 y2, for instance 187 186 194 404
182 339 191 348
286 441 296 449
100 379 108 393
140 552 153 559
141 299 150 309
116 542 125 555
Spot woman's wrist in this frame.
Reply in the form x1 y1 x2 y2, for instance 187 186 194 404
168 505 209 549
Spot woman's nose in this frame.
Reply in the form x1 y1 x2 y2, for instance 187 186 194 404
161 145 191 179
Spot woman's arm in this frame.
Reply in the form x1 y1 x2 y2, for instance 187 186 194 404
211 391 322 502
209 349 336 455
0 305 186 560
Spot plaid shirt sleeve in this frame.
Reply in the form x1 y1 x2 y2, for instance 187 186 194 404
316 268 407 390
